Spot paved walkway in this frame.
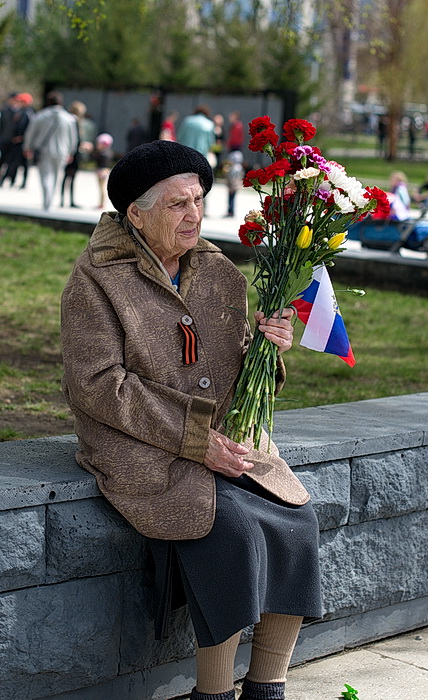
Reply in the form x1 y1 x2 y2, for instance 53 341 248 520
179 628 428 700
0 165 261 243
0 165 426 264
286 628 428 700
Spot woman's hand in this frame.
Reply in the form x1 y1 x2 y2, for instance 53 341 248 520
255 307 294 354
204 428 254 477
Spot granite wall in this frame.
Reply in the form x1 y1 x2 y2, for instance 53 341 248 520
0 393 427 700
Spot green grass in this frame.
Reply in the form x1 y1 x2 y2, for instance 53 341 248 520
0 217 88 438
322 130 428 148
0 428 23 441
0 215 427 439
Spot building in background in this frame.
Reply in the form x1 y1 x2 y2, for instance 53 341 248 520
0 0 40 21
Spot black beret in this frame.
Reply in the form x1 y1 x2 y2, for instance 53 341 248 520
107 140 213 214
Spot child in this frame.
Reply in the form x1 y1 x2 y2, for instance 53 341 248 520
94 133 114 208
60 100 87 208
389 171 411 221
223 150 244 217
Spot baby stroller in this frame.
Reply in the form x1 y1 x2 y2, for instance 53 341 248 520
348 205 428 253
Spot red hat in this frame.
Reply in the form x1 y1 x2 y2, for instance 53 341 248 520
16 93 33 106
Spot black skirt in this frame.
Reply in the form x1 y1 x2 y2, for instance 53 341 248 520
148 473 322 648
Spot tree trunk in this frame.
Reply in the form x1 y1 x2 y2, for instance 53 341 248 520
386 107 401 161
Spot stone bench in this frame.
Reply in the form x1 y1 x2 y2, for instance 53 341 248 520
1 393 427 700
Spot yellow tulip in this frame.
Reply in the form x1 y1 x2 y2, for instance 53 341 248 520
296 225 313 249
328 232 347 250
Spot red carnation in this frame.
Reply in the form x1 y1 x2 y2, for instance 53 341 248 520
283 119 317 142
249 115 276 136
238 221 265 247
243 167 272 188
276 141 298 157
243 168 263 187
248 127 279 153
365 186 390 219
264 159 292 179
263 195 281 223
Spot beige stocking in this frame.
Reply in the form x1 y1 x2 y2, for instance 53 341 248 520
195 630 242 694
247 613 303 683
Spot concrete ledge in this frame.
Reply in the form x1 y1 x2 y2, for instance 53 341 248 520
0 393 427 699
274 393 428 466
0 434 99 511
1 394 426 511
335 248 428 293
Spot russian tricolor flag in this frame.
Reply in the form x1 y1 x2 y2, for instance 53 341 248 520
292 265 356 367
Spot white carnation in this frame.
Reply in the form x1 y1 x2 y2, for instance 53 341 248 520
345 177 368 207
328 164 349 189
294 167 320 180
333 190 355 213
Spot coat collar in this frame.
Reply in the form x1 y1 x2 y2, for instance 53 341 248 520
89 211 222 268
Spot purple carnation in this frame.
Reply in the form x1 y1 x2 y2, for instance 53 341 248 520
315 188 330 201
311 153 330 172
294 145 313 159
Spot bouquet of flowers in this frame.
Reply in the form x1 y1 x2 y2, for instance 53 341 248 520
223 116 389 450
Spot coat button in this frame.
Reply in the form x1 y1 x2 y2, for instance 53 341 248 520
198 377 211 389
181 315 193 326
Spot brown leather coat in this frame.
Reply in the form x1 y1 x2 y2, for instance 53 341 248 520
61 213 309 540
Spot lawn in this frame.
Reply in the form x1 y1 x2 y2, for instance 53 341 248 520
0 218 89 440
320 130 428 156
0 216 427 440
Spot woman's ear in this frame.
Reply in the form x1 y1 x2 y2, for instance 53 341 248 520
127 203 144 229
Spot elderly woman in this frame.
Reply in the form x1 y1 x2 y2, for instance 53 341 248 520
61 141 322 700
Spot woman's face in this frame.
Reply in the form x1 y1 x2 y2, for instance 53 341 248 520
390 172 405 188
129 175 204 263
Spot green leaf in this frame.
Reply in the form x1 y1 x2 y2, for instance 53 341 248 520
223 408 240 420
341 683 359 699
282 261 314 305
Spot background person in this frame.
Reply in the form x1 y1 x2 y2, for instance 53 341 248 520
93 132 114 208
0 92 20 172
61 140 322 700
0 92 34 189
23 90 78 210
223 149 244 217
159 110 179 141
226 110 245 152
413 171 428 208
407 118 416 160
60 100 87 208
211 113 225 174
79 112 97 161
177 105 215 158
126 118 148 152
389 170 411 221
377 115 389 158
